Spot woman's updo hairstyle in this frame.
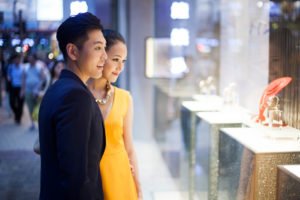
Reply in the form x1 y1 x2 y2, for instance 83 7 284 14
102 29 126 51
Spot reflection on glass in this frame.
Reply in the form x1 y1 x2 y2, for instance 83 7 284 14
269 0 300 129
198 76 216 95
70 1 88 16
170 28 190 46
236 148 255 200
223 82 238 106
145 37 189 78
170 2 190 19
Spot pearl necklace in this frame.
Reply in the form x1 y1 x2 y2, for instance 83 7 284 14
95 82 112 105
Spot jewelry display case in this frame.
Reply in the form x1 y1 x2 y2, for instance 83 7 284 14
178 97 223 196
180 96 223 150
191 112 245 200
154 83 196 141
277 165 300 200
218 127 300 200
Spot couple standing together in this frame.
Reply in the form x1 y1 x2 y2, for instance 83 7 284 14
38 12 142 200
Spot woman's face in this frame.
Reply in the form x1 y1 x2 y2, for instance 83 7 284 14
102 41 127 83
55 62 64 77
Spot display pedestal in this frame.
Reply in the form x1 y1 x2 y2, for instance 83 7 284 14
191 112 244 200
219 127 300 200
181 100 223 150
277 165 300 200
154 84 195 141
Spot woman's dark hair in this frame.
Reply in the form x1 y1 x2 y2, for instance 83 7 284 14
56 12 104 61
50 60 64 80
102 29 126 51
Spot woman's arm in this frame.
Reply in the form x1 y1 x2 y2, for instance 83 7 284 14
123 95 143 199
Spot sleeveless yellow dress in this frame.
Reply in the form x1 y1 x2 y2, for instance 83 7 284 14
100 87 137 200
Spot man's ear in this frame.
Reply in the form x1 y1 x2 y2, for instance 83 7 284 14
66 43 79 61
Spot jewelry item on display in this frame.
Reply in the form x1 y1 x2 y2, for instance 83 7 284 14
265 95 283 128
95 82 112 105
253 77 292 123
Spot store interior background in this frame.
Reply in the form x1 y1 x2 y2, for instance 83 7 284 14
0 0 300 199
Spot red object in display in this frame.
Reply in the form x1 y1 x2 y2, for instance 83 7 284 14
255 77 292 123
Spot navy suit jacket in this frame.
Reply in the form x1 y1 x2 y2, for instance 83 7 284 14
38 69 106 200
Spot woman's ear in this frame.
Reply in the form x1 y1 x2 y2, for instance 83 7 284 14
66 43 79 61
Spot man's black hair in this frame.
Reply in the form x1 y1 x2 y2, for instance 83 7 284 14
102 29 126 51
56 12 104 61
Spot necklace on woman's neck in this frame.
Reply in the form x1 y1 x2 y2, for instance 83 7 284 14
95 81 112 105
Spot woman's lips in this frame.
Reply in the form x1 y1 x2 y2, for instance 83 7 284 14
112 72 119 76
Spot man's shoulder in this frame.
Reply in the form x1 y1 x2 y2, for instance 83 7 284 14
41 80 93 118
48 78 91 100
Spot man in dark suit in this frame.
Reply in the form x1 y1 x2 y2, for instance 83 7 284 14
38 12 107 200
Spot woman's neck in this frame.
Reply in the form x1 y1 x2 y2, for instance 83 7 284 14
88 77 108 91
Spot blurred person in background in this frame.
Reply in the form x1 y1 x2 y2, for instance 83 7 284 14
87 30 143 200
50 60 64 84
7 54 24 124
2 52 13 118
0 51 4 108
33 59 65 155
21 54 45 131
35 54 51 96
0 51 3 124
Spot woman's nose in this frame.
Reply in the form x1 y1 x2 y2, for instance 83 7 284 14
117 62 123 71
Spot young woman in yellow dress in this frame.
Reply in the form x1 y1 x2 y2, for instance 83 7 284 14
87 30 142 200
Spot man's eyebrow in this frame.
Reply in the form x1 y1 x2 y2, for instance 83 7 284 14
93 41 104 45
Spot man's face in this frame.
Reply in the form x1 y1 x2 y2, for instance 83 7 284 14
76 29 107 80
